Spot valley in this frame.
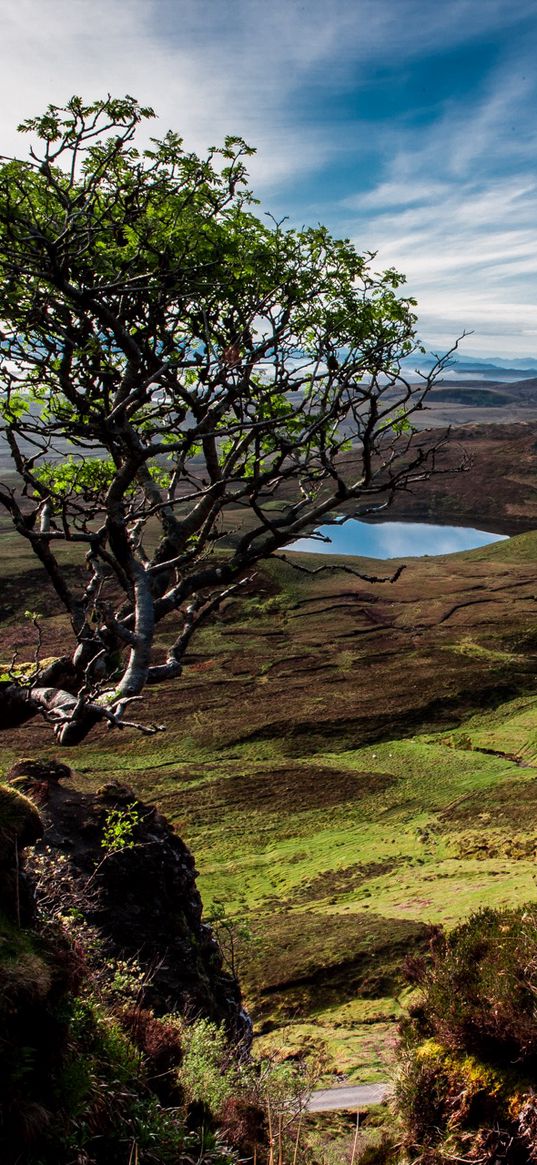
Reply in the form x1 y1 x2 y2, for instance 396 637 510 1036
3 417 537 1085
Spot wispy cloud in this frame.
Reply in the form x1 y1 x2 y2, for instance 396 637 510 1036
341 53 537 357
1 0 537 355
2 0 535 184
0 0 340 189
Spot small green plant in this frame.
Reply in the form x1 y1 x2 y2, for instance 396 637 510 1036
207 900 255 980
100 806 141 853
388 407 414 436
109 956 147 1000
178 1018 234 1114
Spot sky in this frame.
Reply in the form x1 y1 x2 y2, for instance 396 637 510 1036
2 0 537 360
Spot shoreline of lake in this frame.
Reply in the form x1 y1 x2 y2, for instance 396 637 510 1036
287 518 508 560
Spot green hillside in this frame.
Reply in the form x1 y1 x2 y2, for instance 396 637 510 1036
2 529 537 1083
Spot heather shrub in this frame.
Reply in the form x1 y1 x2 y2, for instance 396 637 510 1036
120 1004 184 1102
390 907 537 1164
218 1095 266 1155
407 906 537 1064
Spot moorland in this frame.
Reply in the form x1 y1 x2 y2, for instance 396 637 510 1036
4 386 537 1087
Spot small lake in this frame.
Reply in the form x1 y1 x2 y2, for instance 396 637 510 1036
288 520 508 559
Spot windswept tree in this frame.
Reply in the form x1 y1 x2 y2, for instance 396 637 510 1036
0 96 453 744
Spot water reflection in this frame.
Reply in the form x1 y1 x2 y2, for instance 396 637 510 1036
288 520 507 560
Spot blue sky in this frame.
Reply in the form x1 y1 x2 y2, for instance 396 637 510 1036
2 0 537 358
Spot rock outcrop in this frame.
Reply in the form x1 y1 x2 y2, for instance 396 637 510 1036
0 782 78 1159
12 764 249 1044
0 764 251 1163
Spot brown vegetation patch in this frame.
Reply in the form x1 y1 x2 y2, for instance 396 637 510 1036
242 910 433 1017
380 421 537 532
439 776 537 829
287 859 403 904
171 767 396 824
239 682 528 755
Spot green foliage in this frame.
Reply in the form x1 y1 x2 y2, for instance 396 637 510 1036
178 1018 234 1114
57 998 190 1164
388 407 414 435
100 805 142 852
34 457 117 500
60 998 140 1112
176 1020 317 1150
33 456 171 500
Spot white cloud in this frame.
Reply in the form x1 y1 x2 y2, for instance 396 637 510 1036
363 198 537 357
342 56 537 358
1 0 536 189
1 0 537 357
0 0 342 191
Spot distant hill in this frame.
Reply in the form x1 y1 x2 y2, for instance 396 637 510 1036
462 355 537 370
403 354 537 378
450 361 537 377
429 376 537 408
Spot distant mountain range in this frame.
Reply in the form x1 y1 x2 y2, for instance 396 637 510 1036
403 355 537 377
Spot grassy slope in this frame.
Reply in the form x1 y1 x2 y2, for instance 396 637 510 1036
3 528 537 1082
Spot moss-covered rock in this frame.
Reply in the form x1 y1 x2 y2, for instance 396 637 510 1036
7 757 72 793
0 781 43 850
0 782 43 927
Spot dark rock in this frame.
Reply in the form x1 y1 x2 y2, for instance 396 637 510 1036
0 770 250 1163
31 780 251 1046
0 682 36 730
8 759 72 785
